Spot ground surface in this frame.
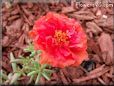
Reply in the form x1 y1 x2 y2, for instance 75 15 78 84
1 0 114 85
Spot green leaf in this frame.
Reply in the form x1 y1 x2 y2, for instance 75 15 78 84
24 43 34 52
44 69 54 74
41 64 48 70
35 72 42 84
10 52 17 72
0 71 8 80
32 61 40 68
42 71 51 81
10 73 21 84
28 75 34 84
24 66 36 71
30 51 36 57
22 57 31 65
27 71 37 76
10 59 23 64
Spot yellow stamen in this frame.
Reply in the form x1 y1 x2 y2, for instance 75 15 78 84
54 30 69 45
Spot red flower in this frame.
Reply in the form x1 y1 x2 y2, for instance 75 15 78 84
29 12 88 68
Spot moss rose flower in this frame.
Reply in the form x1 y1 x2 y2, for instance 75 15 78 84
29 12 88 68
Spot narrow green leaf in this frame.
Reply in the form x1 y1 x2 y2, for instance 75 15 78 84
41 64 48 70
10 59 23 64
24 66 36 71
24 43 34 52
44 69 54 74
35 72 42 84
42 71 50 81
10 52 17 72
10 73 21 84
28 75 34 84
27 71 37 76
0 71 8 80
32 61 40 68
30 51 36 57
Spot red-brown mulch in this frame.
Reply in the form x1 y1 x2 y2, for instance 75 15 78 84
1 0 114 85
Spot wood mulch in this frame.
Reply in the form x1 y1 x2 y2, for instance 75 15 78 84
1 0 114 85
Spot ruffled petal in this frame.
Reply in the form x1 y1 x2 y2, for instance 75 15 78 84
29 12 88 68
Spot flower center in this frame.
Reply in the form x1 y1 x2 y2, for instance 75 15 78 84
54 30 69 45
